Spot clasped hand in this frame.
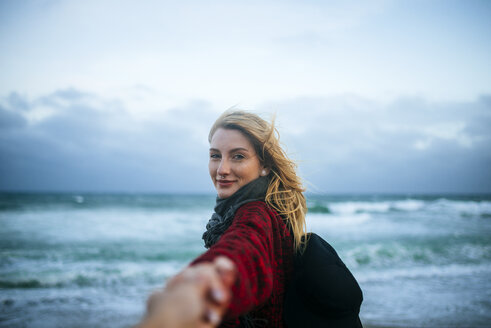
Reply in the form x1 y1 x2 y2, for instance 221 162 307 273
137 256 237 328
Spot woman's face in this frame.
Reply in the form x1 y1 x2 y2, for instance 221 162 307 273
209 128 266 199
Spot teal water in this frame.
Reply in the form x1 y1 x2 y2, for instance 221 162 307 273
1 193 490 327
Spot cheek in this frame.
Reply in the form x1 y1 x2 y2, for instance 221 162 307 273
241 162 261 180
209 162 216 177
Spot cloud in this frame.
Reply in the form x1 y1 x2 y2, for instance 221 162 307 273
0 89 217 192
0 105 26 129
1 89 490 193
262 94 491 193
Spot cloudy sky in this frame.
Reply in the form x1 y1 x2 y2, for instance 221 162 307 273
1 0 490 193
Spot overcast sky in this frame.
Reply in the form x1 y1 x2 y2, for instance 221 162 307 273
1 0 490 193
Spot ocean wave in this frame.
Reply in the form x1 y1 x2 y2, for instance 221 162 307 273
325 199 426 215
356 263 491 283
0 209 209 244
0 261 184 289
308 198 491 219
307 204 331 214
427 199 491 218
391 199 427 211
342 241 491 270
0 193 216 212
0 279 46 289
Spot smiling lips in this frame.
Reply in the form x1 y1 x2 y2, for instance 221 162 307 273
217 179 235 187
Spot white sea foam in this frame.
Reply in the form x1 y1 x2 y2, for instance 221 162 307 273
390 199 426 211
73 195 84 204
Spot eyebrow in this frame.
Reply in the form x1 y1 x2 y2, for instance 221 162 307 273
209 147 250 153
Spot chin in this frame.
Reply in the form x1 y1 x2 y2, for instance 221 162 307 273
217 188 238 199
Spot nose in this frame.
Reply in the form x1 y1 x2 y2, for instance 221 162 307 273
217 158 230 176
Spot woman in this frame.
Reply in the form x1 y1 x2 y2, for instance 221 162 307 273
138 110 307 327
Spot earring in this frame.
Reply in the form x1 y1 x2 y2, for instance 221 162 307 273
261 169 267 176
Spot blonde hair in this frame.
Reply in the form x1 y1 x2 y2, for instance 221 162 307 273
209 110 307 253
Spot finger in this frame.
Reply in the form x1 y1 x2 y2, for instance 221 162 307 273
204 281 231 326
214 256 237 288
205 266 232 307
146 289 165 315
198 321 214 328
173 264 228 309
204 307 221 326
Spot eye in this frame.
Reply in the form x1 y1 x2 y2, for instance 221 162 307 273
232 153 245 160
210 153 221 159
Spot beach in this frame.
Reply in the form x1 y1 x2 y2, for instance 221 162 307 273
1 193 490 327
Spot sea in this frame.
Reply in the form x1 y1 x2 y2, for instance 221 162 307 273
0 193 490 328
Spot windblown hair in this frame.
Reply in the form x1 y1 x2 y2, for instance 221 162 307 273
209 110 307 253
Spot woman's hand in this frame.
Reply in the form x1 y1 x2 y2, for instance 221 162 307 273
137 256 236 328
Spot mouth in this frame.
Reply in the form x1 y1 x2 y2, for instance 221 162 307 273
217 179 235 187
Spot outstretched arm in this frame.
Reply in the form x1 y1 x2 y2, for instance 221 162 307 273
192 202 277 319
138 202 279 327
